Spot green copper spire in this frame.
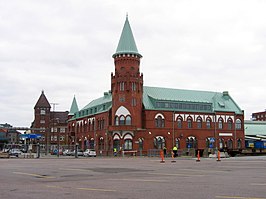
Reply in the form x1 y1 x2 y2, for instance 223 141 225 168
113 16 142 58
69 95 79 116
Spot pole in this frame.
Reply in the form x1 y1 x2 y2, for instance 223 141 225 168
172 111 175 148
50 103 59 157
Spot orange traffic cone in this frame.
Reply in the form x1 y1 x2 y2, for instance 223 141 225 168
196 150 200 162
160 150 165 163
217 150 221 162
171 151 176 163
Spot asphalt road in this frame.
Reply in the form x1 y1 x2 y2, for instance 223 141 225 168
0 156 266 199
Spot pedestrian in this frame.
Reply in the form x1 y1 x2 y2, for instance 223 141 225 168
173 146 178 157
113 148 117 156
163 146 167 156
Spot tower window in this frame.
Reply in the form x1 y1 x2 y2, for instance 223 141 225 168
40 109 46 115
119 82 125 91
132 98 136 106
132 82 136 91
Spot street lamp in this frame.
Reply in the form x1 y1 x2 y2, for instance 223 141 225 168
172 111 175 148
50 103 59 157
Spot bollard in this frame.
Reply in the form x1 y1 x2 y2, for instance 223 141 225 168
171 151 176 163
160 150 165 163
37 143 40 158
75 143 78 158
217 150 221 162
196 150 200 162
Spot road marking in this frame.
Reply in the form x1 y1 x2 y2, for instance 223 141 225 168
251 183 266 186
13 172 55 179
147 172 204 177
59 168 90 172
46 185 116 192
109 178 167 182
180 168 227 173
77 187 116 192
216 196 266 199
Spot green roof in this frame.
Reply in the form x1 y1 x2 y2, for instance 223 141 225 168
244 120 266 136
69 96 79 116
112 16 142 58
69 92 112 120
143 86 243 114
70 86 243 121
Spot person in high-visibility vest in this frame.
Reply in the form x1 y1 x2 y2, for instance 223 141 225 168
163 146 167 156
113 148 117 156
173 146 178 157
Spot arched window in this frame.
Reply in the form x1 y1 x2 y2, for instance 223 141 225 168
236 119 242 129
186 136 197 148
175 138 180 149
206 118 211 129
219 138 224 149
119 116 125 125
90 138 95 149
138 138 144 151
227 118 233 130
227 139 233 149
113 135 120 151
88 121 91 131
115 116 119 126
92 120 95 131
206 137 215 148
197 117 202 129
98 137 104 150
237 139 242 149
125 115 131 125
218 118 223 129
124 140 133 150
155 115 165 128
177 117 182 128
187 117 192 128
154 136 165 149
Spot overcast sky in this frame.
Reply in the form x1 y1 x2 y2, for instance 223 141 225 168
1 0 266 127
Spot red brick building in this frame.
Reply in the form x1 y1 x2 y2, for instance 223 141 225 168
252 110 266 121
31 91 69 151
68 17 245 156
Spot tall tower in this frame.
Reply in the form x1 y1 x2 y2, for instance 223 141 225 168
111 16 143 129
32 91 51 140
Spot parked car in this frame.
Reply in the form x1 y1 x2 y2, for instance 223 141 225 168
9 149 23 157
2 148 10 153
62 149 72 156
71 149 84 156
51 149 63 155
83 149 96 157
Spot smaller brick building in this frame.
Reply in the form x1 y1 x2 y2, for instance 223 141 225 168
252 110 266 121
31 91 69 151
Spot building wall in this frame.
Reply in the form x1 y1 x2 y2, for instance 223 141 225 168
68 108 245 155
252 111 266 121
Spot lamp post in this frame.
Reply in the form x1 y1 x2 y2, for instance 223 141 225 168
50 103 59 157
172 111 175 148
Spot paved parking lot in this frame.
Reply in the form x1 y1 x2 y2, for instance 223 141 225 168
0 156 266 199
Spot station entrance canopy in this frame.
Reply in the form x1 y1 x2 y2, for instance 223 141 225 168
20 134 42 139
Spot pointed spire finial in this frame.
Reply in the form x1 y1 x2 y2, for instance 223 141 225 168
113 15 142 58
